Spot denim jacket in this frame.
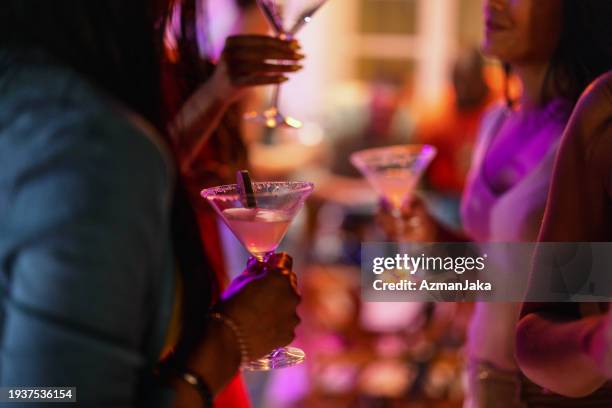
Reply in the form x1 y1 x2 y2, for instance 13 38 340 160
0 50 176 407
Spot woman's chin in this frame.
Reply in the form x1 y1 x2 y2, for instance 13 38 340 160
481 35 517 62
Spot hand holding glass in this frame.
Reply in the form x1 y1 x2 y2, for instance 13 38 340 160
202 181 314 370
244 0 329 129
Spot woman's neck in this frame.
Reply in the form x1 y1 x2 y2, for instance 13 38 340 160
513 62 551 110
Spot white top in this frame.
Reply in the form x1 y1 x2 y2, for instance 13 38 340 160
460 99 572 368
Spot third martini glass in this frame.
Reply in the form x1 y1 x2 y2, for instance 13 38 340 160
244 0 329 129
350 144 437 230
202 180 314 370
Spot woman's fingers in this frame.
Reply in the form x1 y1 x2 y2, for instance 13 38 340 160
289 272 299 293
265 253 300 294
224 48 303 87
225 48 305 62
224 34 304 63
267 252 294 271
221 35 304 91
229 62 302 76
233 74 288 87
225 34 300 51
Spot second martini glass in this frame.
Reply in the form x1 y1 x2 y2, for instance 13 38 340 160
202 181 314 370
350 144 437 232
244 0 329 129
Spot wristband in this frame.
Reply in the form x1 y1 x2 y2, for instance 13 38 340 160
178 371 213 408
156 359 213 408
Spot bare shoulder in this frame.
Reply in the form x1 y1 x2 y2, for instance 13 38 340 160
561 71 612 194
557 71 612 164
587 71 612 100
571 71 612 131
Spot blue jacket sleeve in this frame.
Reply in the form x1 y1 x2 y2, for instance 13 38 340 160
0 108 175 407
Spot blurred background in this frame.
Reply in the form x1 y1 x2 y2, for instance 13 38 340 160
207 1 507 406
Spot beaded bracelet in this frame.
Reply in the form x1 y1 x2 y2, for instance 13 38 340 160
210 312 250 366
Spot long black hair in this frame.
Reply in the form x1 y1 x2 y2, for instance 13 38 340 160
543 0 612 105
0 1 164 128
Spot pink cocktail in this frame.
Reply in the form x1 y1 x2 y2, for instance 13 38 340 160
350 144 437 217
202 181 314 370
222 208 292 260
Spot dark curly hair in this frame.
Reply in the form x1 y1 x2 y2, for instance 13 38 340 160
0 1 166 129
0 0 218 352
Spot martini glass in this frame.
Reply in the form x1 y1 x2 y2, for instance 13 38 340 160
202 181 314 370
243 0 329 129
350 144 437 231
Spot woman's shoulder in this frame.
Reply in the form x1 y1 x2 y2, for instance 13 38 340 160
560 71 612 157
0 55 175 229
556 72 612 196
0 53 173 184
571 71 612 132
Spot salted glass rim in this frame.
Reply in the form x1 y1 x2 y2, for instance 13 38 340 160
201 181 314 201
350 144 438 167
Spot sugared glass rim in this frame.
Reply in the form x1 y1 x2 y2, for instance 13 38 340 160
350 144 437 164
201 181 314 201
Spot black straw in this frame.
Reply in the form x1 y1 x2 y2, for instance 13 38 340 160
236 170 257 208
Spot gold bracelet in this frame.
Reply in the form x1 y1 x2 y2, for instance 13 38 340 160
210 312 250 366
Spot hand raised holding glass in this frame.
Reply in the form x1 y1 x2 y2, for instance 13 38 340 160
215 35 304 102
170 34 303 173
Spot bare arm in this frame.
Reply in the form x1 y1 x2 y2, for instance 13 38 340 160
169 319 241 407
168 35 303 175
171 254 301 406
517 311 607 397
516 72 612 397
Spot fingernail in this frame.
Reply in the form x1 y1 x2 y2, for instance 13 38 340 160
294 53 305 59
293 65 303 71
289 41 301 50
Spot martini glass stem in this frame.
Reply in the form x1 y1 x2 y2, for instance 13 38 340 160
392 208 405 241
268 31 291 115
255 251 275 263
270 84 282 114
